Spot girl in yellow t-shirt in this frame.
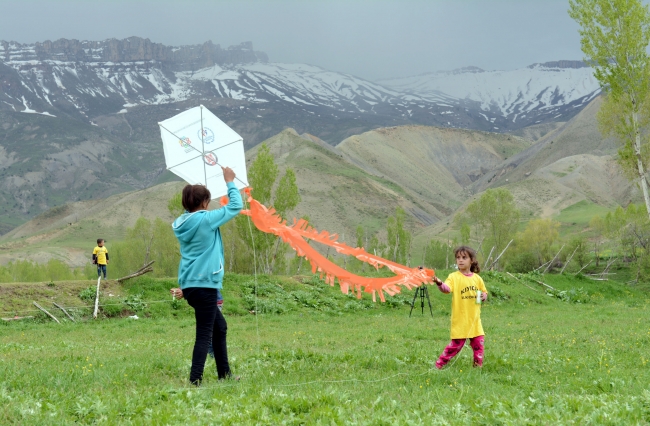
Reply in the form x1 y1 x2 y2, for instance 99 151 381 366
433 246 488 369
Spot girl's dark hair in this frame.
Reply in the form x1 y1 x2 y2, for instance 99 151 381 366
454 245 480 273
97 238 104 244
181 184 211 213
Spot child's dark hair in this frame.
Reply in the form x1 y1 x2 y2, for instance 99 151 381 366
454 245 480 273
182 184 211 212
97 238 104 245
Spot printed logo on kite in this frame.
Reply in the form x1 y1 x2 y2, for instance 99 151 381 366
178 137 193 153
198 128 214 145
204 153 218 166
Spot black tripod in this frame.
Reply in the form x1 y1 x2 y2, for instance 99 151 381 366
409 284 433 317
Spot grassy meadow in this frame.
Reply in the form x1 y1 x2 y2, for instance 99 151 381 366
1 272 649 424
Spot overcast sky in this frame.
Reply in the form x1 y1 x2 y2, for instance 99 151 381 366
0 0 583 80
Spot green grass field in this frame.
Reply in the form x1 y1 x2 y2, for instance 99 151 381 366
1 272 649 424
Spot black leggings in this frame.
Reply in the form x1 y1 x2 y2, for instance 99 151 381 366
183 287 231 384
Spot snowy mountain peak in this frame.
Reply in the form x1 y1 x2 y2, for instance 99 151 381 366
0 38 601 133
527 60 588 70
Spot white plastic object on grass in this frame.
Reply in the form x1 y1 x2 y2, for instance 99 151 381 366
158 105 249 200
128 315 139 320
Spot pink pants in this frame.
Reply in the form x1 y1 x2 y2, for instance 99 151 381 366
436 336 484 368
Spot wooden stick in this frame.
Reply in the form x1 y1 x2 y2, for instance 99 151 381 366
53 302 75 322
116 267 154 284
532 279 557 291
560 246 579 274
2 316 34 321
487 239 514 270
506 272 538 291
33 302 60 323
534 259 552 272
543 244 565 274
483 246 495 270
600 256 617 279
575 260 593 275
93 276 101 319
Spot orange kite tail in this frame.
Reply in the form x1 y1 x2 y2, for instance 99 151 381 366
238 189 435 302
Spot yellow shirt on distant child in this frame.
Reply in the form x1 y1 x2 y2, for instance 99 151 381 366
93 246 108 265
444 271 487 339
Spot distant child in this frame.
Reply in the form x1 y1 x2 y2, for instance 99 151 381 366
171 166 242 386
92 239 109 279
433 246 488 369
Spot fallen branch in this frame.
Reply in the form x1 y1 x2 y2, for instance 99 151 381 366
543 244 565 274
53 302 75 322
33 302 60 324
116 261 155 284
531 279 557 292
506 272 538 291
487 240 514 270
585 277 608 281
116 267 154 284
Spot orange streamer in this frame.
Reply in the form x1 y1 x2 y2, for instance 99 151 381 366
237 188 435 302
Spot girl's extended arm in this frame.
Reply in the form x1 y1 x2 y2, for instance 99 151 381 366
433 276 451 293
206 182 243 229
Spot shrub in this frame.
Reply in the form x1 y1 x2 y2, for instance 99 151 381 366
508 252 538 273
79 287 97 303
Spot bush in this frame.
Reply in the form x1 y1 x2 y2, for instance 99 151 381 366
508 252 538 273
79 287 97 303
124 294 147 312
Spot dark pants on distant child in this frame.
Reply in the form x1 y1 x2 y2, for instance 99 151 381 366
436 336 484 368
97 264 107 279
183 287 231 384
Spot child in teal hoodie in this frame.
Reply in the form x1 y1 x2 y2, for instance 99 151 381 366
172 167 242 385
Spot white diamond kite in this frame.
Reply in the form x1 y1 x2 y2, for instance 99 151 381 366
158 105 249 199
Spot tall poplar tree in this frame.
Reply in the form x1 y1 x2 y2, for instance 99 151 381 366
570 0 650 218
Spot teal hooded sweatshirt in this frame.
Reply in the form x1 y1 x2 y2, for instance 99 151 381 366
172 182 243 290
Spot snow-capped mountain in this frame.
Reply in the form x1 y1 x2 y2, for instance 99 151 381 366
1 37 600 136
380 61 600 129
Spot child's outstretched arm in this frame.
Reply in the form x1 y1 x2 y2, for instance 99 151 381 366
433 276 451 293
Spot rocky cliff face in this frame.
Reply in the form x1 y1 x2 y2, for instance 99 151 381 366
0 37 268 71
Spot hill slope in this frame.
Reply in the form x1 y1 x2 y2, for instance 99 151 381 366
337 126 532 215
471 96 638 214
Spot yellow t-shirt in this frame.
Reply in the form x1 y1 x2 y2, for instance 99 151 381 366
445 271 487 339
93 246 108 265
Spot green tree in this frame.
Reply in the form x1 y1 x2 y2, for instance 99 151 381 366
111 217 180 278
589 215 606 267
356 226 365 249
465 188 520 264
168 192 184 217
570 0 650 218
568 236 590 269
423 239 453 270
517 218 560 266
236 143 301 274
386 207 412 265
